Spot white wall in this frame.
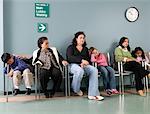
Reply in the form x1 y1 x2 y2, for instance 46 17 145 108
0 0 4 92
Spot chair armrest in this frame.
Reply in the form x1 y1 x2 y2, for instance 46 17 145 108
145 62 150 67
33 61 43 66
92 62 98 67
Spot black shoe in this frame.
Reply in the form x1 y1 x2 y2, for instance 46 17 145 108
44 92 49 98
25 88 31 95
50 92 55 98
13 89 19 96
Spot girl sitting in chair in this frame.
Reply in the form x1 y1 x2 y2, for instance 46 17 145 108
131 47 149 64
89 47 119 95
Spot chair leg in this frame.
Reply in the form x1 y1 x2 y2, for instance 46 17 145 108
67 68 71 96
35 64 41 99
6 74 9 102
63 66 68 97
145 76 149 92
38 67 41 99
34 65 38 99
118 62 124 95
11 78 14 95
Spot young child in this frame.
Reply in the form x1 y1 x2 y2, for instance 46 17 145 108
1 53 33 95
89 47 119 95
132 47 149 63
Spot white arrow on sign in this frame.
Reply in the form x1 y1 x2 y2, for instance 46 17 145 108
39 23 46 31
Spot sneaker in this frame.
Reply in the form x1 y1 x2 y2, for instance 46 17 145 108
111 89 119 94
25 88 31 95
106 89 112 95
88 96 104 101
76 90 83 96
95 96 104 101
13 89 19 96
88 96 96 100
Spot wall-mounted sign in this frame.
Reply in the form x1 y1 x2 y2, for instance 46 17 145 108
37 23 48 33
35 3 49 18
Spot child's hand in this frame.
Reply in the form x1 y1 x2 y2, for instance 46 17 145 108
135 60 141 64
7 69 14 77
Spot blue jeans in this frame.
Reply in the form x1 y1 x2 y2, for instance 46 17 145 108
70 64 100 96
97 66 116 90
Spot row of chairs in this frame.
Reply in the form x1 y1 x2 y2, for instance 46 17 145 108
4 63 68 102
66 53 150 96
3 53 150 102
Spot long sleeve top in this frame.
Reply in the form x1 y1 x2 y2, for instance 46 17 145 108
91 53 108 66
66 45 90 64
135 55 149 63
4 56 29 74
115 46 134 62
32 47 65 72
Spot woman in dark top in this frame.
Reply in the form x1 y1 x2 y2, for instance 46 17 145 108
66 31 104 101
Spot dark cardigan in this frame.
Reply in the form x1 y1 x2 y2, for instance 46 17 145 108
66 45 90 64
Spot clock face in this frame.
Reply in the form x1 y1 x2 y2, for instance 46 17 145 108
125 7 139 22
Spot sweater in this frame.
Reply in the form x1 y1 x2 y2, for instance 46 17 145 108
32 47 64 72
66 45 90 64
4 56 29 74
91 53 108 66
115 46 134 62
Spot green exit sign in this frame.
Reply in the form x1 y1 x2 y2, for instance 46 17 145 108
37 23 48 33
35 3 49 18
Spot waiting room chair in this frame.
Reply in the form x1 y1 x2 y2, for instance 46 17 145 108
66 65 93 97
34 62 68 98
107 53 135 94
4 64 34 102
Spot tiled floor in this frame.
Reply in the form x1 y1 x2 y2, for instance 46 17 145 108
0 91 150 114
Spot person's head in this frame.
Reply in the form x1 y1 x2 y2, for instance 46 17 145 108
89 47 99 56
72 31 87 47
119 37 130 51
1 53 14 65
132 47 145 59
37 37 49 49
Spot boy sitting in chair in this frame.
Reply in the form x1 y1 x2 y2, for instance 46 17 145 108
1 53 33 96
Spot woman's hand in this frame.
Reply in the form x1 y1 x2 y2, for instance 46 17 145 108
80 63 85 68
62 60 68 66
81 59 89 66
126 58 133 62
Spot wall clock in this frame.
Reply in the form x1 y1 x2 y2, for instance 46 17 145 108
125 7 139 22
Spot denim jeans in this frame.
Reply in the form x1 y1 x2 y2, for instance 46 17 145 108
97 66 116 90
70 64 100 96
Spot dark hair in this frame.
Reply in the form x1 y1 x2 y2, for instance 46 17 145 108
37 37 48 48
89 47 96 55
72 31 87 47
119 37 130 51
1 53 11 63
131 47 145 59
